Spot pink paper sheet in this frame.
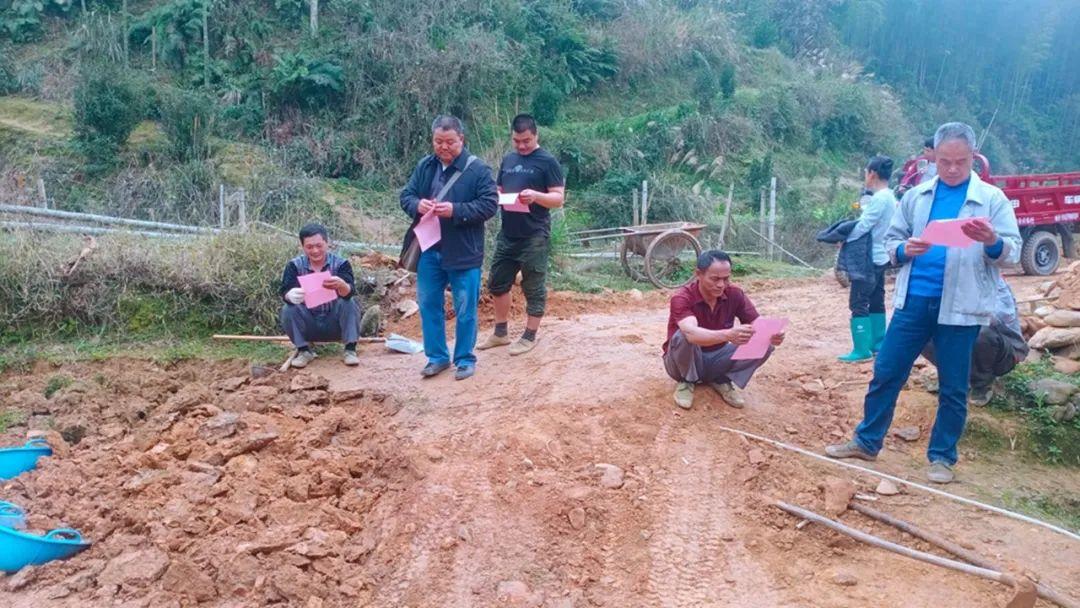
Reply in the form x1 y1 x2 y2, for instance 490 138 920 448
413 209 442 251
298 271 337 309
731 317 789 361
499 192 531 214
920 218 978 247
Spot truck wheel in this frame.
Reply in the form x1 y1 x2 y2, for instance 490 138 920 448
1020 230 1061 276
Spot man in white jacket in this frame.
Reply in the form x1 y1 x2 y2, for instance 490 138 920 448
826 122 1021 484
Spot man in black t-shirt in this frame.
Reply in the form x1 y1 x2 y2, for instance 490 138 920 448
477 114 566 356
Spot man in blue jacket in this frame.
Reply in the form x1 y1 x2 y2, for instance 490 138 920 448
826 122 1021 484
400 116 498 380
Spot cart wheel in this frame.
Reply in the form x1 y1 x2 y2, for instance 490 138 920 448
644 229 702 289
620 238 647 283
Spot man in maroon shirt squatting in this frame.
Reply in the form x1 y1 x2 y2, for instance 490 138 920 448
663 250 785 409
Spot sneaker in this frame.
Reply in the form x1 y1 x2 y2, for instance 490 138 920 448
508 337 538 356
343 350 360 366
477 333 511 350
927 461 955 484
421 362 451 378
711 382 745 408
674 382 694 409
968 386 992 407
291 349 317 368
454 365 476 381
824 440 877 461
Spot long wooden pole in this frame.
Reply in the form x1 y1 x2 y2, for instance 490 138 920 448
768 177 777 260
719 182 734 248
851 503 1078 608
743 225 816 269
213 335 385 343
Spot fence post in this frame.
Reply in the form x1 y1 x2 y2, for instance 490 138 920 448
758 187 766 253
632 190 639 226
768 176 777 261
36 178 48 209
720 182 734 248
641 180 649 225
238 188 247 231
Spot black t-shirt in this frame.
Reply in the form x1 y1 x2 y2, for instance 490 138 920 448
496 147 565 239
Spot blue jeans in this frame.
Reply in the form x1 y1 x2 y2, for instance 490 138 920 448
417 249 481 368
854 295 980 465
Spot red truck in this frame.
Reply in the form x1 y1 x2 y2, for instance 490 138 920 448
976 153 1080 275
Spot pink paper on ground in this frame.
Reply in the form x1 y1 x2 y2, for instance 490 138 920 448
731 317 789 360
298 271 337 308
499 192 531 213
413 209 442 251
920 218 978 247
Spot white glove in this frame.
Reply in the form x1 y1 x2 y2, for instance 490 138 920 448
285 287 305 305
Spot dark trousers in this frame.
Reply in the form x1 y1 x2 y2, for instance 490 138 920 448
662 330 772 389
923 324 1018 392
849 264 887 317
487 234 550 318
853 296 980 465
280 299 359 349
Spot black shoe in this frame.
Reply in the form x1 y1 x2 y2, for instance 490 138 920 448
421 362 451 378
454 365 476 381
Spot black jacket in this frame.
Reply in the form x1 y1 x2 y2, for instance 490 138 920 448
817 219 874 283
399 150 498 270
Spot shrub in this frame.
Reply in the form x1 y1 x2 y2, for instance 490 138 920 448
72 63 145 155
719 62 736 99
269 50 345 110
531 83 564 126
156 86 215 161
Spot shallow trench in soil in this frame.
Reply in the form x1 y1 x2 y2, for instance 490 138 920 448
1 274 1078 607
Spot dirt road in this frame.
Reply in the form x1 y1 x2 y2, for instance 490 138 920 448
1 273 1078 606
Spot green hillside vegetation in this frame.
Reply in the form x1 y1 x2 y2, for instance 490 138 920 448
0 0 919 238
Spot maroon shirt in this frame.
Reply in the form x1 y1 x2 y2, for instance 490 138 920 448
663 280 759 353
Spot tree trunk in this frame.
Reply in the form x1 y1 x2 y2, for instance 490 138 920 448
203 0 211 89
122 0 129 67
310 0 318 35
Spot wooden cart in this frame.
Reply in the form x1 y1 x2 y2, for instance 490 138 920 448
576 221 705 289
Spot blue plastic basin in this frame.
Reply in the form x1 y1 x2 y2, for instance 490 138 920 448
0 501 26 529
0 438 53 480
0 527 91 573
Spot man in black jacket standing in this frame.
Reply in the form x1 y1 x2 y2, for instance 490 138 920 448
400 115 498 380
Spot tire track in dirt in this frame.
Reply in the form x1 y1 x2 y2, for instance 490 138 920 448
640 419 782 608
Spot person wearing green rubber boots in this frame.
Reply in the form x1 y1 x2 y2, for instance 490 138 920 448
839 155 896 362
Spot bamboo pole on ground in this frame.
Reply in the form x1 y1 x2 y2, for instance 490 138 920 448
850 502 1078 608
774 501 1022 588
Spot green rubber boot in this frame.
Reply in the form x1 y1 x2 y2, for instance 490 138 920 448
870 312 887 353
839 317 874 362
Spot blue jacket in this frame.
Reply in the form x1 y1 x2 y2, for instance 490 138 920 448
817 219 873 283
399 150 498 270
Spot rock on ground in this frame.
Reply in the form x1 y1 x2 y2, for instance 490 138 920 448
822 477 856 516
1028 378 1076 405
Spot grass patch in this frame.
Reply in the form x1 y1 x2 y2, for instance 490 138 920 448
0 336 287 374
999 489 1080 533
43 374 73 398
0 409 25 434
991 356 1080 466
959 414 1011 455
